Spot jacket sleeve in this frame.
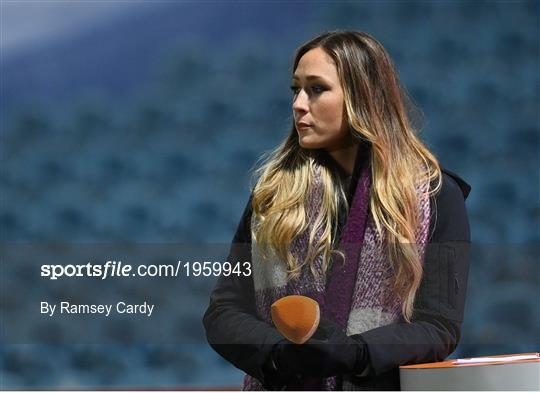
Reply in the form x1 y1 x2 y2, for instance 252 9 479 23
202 195 286 384
355 171 471 376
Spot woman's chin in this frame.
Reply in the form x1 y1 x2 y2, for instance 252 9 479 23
298 135 320 150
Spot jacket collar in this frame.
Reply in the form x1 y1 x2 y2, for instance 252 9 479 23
441 167 471 199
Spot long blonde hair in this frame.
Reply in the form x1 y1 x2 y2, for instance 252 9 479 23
251 31 442 322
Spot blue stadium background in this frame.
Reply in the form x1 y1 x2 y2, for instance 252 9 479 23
2 0 539 389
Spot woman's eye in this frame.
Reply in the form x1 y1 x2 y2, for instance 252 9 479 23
289 85 326 96
289 85 300 95
311 85 326 94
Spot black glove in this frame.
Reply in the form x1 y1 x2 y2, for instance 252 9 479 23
260 338 300 390
272 319 369 379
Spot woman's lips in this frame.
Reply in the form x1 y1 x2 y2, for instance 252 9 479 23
296 123 312 130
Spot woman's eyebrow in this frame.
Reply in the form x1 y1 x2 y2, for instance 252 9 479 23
292 75 328 82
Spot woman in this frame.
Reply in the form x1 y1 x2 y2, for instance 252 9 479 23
203 30 471 390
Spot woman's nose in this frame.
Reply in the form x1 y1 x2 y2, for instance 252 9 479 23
292 90 309 113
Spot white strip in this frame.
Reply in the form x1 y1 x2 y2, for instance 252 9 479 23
453 354 539 364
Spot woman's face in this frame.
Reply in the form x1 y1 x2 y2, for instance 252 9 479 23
291 47 351 151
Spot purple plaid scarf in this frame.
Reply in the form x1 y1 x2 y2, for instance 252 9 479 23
243 163 431 390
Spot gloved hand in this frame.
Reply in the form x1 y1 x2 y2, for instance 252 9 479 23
260 338 299 390
271 319 369 379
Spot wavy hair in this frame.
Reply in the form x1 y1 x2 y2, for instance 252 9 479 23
251 31 442 322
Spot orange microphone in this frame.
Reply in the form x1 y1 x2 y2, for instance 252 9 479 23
271 295 320 344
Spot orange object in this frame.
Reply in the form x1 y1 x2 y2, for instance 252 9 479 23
271 295 320 344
